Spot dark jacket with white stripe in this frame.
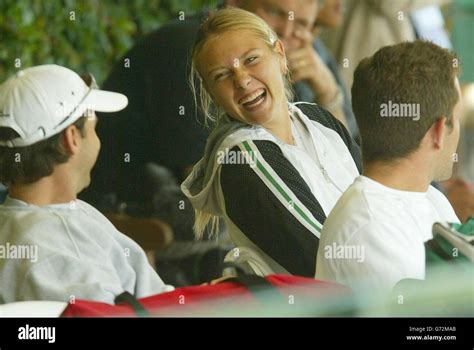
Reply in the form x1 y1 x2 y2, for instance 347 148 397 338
182 102 361 277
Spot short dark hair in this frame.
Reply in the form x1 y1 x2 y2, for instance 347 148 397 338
351 40 459 163
0 117 87 185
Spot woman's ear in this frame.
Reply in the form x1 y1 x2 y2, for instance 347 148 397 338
274 39 288 75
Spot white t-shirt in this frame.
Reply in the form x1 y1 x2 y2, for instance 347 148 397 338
0 197 173 304
316 176 459 293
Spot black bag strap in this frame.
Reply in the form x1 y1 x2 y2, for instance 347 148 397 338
114 291 150 317
220 263 285 305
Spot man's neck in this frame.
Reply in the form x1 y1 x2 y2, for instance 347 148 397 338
9 170 77 206
363 157 432 193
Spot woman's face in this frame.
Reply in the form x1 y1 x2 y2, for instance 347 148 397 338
197 30 287 127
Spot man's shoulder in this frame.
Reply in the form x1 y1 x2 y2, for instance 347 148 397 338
75 200 118 230
427 184 459 221
322 179 372 238
76 199 101 213
322 177 403 238
0 206 69 257
427 184 452 203
0 200 106 242
0 203 64 227
2 201 61 219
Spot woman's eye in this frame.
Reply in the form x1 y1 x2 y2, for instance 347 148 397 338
214 72 228 82
246 56 258 64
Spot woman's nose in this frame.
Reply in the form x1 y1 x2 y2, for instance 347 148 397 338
233 70 252 89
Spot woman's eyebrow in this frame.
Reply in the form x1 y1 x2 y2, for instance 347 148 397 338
241 48 260 56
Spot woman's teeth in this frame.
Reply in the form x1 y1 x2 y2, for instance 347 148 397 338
242 90 266 108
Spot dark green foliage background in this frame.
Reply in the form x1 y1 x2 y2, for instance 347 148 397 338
1 1 472 83
0 0 217 84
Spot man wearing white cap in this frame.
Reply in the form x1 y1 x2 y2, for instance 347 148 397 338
0 65 173 304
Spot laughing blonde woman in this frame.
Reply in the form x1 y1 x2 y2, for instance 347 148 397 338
181 7 361 277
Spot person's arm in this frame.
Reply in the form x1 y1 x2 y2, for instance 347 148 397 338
16 228 171 303
287 30 350 128
220 141 325 277
19 254 124 304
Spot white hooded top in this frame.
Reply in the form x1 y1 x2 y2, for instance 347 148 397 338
182 102 360 276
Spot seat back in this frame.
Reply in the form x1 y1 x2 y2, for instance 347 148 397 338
104 213 173 251
104 213 174 268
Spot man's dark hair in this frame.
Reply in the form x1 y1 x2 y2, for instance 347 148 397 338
0 117 87 185
351 40 459 163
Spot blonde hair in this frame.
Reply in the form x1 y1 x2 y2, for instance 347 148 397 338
189 7 294 129
189 7 294 239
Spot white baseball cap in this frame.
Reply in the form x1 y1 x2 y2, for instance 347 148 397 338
0 64 128 148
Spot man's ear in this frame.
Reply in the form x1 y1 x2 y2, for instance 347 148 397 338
430 116 447 150
274 39 288 75
62 125 81 155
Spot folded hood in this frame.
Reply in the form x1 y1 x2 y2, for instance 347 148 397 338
181 117 246 222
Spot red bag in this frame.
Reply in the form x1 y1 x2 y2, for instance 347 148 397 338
61 274 351 317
